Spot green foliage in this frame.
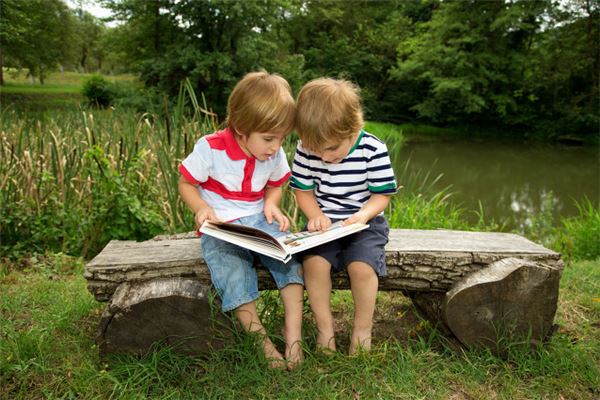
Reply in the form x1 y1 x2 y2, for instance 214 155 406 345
555 199 600 261
393 1 544 126
82 146 165 256
81 74 115 106
0 78 221 259
0 0 76 83
2 0 599 139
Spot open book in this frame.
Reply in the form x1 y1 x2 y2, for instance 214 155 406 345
200 220 369 263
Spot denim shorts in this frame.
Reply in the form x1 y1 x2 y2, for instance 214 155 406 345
201 213 304 312
301 215 390 277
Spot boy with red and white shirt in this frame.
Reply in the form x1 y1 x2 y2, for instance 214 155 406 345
179 72 303 369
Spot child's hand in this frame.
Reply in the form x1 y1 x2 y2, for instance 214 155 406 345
195 207 217 228
264 203 289 231
307 214 332 232
343 210 370 226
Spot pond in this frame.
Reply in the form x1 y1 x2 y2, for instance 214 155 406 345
398 140 599 230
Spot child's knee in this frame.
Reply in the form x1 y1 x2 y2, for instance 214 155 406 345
347 261 377 280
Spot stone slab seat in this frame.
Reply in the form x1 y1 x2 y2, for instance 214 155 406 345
84 229 563 355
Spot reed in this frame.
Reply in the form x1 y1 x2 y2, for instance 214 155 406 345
0 84 217 258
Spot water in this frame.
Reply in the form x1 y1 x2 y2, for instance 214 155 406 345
398 141 599 230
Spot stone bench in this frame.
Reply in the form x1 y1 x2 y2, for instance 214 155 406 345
84 229 563 355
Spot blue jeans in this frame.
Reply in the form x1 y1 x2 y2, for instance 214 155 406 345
201 213 304 312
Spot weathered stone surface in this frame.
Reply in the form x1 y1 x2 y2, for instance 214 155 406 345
443 257 561 352
98 278 232 355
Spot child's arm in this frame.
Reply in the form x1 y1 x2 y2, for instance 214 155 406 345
178 176 217 228
295 190 332 232
343 194 391 226
264 186 289 231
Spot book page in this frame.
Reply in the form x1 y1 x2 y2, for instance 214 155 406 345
200 221 289 262
279 222 369 255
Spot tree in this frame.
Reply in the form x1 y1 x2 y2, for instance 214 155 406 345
392 0 548 127
0 0 75 84
103 0 301 117
285 0 430 121
73 10 105 72
524 0 599 138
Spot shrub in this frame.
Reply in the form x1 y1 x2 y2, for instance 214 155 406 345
82 74 115 107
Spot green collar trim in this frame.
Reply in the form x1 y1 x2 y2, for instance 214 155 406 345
347 129 364 156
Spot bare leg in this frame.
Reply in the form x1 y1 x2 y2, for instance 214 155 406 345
280 283 304 369
347 261 378 355
303 255 336 352
235 300 285 369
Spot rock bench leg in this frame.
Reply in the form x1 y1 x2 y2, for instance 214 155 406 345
98 278 232 355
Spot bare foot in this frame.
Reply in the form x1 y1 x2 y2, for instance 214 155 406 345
282 326 303 370
262 337 286 369
349 332 371 356
317 332 336 354
285 340 303 370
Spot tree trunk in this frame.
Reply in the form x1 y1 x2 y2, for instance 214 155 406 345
443 257 561 355
98 278 232 355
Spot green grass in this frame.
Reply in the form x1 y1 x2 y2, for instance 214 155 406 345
0 82 83 94
1 255 598 399
0 70 139 112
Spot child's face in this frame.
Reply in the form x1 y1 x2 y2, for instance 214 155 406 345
312 132 358 164
237 130 287 161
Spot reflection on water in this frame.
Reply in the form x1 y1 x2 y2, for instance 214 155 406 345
398 141 599 230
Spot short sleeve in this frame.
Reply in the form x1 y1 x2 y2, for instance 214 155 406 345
267 148 291 187
290 142 316 190
179 137 211 184
366 141 397 195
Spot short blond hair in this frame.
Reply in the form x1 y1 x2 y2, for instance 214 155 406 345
295 78 363 152
226 71 295 136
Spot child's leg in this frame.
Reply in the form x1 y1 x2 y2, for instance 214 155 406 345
279 283 304 368
347 260 378 354
235 300 286 369
304 254 336 351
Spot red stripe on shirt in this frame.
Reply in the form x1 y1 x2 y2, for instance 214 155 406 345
242 158 255 193
201 177 265 201
267 171 291 187
179 164 201 185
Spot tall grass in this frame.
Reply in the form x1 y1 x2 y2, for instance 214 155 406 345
554 198 600 261
0 81 217 258
1 82 597 260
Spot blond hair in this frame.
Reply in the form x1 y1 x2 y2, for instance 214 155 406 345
226 71 295 136
295 77 363 152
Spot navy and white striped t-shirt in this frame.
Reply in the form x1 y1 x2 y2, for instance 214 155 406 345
290 130 397 219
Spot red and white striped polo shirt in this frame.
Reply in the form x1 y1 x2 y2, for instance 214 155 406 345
179 128 291 221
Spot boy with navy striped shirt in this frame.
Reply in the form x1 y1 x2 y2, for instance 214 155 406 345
290 78 397 354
